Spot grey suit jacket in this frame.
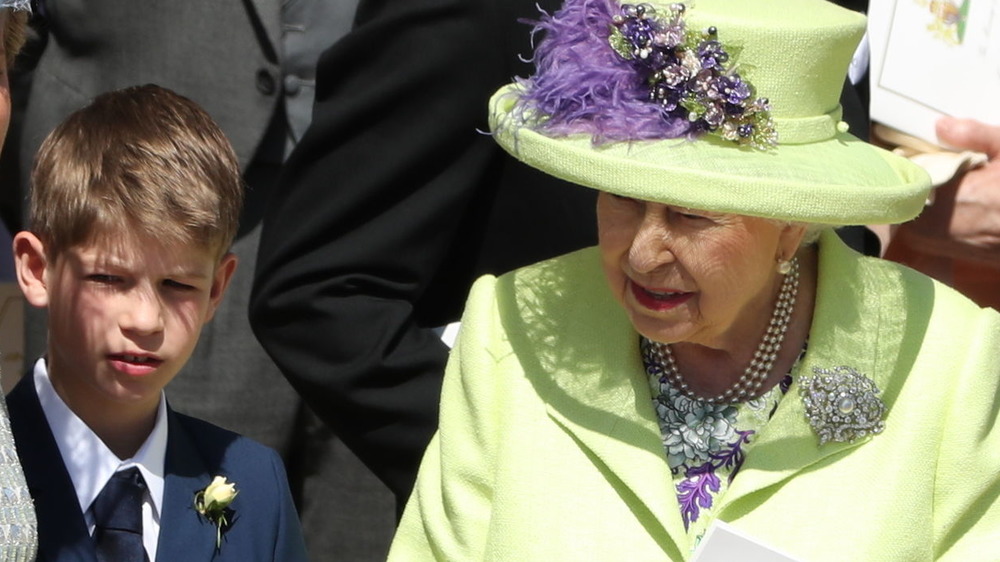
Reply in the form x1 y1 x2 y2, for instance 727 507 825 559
18 0 281 174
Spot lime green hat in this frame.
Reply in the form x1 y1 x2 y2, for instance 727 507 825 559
489 0 931 225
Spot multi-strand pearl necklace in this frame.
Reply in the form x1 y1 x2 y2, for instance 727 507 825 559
646 258 800 404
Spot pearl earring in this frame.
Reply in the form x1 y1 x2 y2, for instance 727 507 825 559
777 259 792 275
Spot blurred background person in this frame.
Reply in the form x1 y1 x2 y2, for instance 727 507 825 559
860 0 1000 309
880 117 1000 309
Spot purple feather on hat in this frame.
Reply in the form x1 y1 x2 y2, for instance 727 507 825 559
511 0 693 144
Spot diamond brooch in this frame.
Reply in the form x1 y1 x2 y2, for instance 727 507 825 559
799 366 885 445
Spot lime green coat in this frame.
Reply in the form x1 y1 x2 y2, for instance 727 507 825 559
389 231 1000 561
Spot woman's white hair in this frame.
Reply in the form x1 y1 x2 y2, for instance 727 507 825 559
800 223 831 247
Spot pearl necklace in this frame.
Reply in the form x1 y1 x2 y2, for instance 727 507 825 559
645 258 799 404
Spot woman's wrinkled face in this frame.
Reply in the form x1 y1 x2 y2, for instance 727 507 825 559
597 192 801 352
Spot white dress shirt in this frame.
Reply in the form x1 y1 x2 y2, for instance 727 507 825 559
33 358 167 561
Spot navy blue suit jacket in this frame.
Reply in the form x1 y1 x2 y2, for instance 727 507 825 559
6 376 309 561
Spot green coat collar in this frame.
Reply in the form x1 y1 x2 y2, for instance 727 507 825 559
501 231 925 554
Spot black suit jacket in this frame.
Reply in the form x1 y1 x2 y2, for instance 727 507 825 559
6 376 308 562
249 0 598 503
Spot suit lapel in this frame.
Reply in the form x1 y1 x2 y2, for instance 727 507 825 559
6 377 97 562
244 0 281 55
720 231 906 511
500 250 689 557
154 409 222 562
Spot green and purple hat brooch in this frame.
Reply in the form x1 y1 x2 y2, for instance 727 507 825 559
490 0 932 225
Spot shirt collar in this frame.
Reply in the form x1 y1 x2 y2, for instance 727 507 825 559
33 358 168 518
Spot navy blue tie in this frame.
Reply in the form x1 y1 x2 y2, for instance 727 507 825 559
93 467 149 562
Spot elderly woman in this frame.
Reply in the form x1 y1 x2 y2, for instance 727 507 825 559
388 0 1000 560
0 1 37 560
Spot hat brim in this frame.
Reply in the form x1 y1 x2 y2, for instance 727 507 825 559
490 85 931 225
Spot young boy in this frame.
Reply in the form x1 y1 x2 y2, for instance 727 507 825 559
7 84 308 562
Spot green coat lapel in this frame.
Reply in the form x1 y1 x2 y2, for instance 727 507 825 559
502 234 934 549
721 231 919 513
540 335 690 554
500 249 689 555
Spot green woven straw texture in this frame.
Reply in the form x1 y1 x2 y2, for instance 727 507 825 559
490 0 932 225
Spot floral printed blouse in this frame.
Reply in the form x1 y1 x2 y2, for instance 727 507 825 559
641 337 806 541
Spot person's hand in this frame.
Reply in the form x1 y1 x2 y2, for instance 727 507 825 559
891 117 1000 267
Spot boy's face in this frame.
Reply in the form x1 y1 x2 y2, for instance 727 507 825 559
17 231 236 421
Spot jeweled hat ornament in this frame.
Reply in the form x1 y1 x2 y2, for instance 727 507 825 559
489 0 932 225
0 0 31 11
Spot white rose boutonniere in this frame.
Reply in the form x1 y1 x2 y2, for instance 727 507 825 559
194 476 239 549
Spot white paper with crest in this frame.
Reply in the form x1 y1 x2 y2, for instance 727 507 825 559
869 0 1000 145
691 520 803 562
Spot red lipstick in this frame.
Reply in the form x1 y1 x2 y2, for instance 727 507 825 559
629 280 693 311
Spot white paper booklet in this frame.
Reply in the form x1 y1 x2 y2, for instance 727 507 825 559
869 0 1000 145
690 520 803 562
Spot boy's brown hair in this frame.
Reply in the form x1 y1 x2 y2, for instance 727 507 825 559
29 84 243 259
3 8 28 68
